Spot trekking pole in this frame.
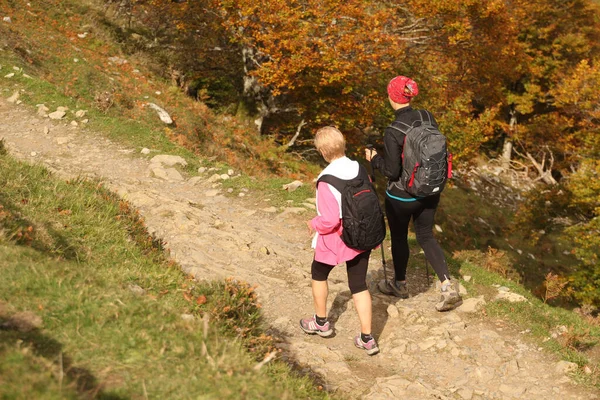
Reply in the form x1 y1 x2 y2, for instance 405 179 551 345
366 144 389 283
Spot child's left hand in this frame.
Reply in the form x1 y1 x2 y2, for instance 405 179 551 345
306 220 314 235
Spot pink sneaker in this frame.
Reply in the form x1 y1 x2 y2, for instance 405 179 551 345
354 335 380 355
299 315 333 337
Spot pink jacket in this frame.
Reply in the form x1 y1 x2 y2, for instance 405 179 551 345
310 157 366 265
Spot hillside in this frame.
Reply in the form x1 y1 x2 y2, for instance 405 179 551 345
1 82 599 400
1 0 600 398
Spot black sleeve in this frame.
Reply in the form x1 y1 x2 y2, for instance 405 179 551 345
371 126 404 181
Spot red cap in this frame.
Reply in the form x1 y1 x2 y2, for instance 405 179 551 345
387 76 419 104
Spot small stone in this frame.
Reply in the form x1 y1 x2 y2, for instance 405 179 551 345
149 154 187 167
282 180 303 191
3 16 12 23
220 174 230 180
141 148 151 155
387 304 399 318
207 173 221 183
227 169 234 176
6 91 19 103
463 275 472 282
128 284 145 296
75 109 87 118
457 296 486 313
435 224 443 233
36 104 49 117
584 365 592 375
43 126 50 134
146 102 172 124
4 73 15 78
495 291 527 303
180 314 195 322
555 360 578 375
48 110 66 120
30 151 37 157
70 120 79 127
238 193 245 197
198 167 207 174
81 119 89 124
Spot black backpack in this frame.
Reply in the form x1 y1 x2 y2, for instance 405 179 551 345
317 165 386 251
389 110 452 197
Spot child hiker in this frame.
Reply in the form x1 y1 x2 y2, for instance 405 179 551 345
299 126 379 356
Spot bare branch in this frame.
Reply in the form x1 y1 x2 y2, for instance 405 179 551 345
286 119 307 148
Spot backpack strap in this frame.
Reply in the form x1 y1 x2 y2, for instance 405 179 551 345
316 174 346 193
388 110 434 134
316 165 369 191
418 110 434 126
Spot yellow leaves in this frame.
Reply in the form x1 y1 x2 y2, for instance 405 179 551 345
551 59 600 111
508 83 542 115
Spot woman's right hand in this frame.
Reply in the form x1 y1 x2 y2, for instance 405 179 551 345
365 147 377 161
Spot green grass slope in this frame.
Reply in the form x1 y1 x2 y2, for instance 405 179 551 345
0 153 329 399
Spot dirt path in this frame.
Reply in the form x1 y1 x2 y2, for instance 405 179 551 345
1 97 597 400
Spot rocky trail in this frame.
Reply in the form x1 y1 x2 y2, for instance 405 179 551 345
1 97 597 400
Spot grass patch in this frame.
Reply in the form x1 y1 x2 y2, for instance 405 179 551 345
435 179 579 297
0 154 331 399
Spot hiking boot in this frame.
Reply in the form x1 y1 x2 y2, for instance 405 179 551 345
299 315 333 337
354 335 380 356
435 279 463 312
377 279 409 299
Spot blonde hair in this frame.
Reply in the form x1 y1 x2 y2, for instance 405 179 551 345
314 126 346 162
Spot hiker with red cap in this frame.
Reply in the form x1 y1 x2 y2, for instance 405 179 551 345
365 76 462 312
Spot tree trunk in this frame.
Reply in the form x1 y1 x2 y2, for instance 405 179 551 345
501 138 513 169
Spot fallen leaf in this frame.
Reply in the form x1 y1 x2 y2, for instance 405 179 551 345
196 295 207 305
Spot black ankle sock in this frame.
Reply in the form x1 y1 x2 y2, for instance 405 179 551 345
315 315 327 326
361 333 373 342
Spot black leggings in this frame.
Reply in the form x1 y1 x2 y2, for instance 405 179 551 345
385 195 449 282
311 250 371 294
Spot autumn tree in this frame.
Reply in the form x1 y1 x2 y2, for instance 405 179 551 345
213 0 439 137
